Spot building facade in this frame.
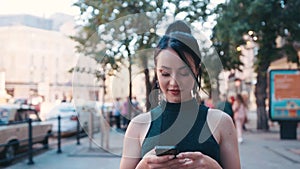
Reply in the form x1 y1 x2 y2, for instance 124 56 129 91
0 14 148 110
0 14 82 103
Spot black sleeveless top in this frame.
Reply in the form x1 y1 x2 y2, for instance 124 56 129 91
141 99 221 165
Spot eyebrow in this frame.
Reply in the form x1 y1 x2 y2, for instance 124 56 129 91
160 65 188 70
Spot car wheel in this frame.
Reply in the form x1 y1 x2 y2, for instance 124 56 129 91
42 136 49 149
42 132 51 149
3 144 16 164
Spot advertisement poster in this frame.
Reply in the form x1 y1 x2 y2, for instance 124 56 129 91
269 69 300 121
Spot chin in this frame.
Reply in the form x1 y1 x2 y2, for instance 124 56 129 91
166 97 182 103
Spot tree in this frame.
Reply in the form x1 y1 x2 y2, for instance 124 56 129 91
212 0 300 130
72 0 168 118
72 0 214 111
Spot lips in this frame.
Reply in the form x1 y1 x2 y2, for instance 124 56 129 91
168 89 180 95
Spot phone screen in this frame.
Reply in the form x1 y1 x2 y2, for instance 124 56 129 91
155 145 178 156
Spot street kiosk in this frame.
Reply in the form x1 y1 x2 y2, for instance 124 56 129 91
269 69 300 139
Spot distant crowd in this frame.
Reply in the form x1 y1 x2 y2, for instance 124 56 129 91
207 93 249 144
111 96 142 131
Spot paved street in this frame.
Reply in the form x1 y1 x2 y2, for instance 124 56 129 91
4 111 300 169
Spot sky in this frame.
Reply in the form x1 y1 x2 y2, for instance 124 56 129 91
0 0 80 18
0 0 225 18
0 0 225 37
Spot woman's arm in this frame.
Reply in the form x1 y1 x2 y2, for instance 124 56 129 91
120 114 147 169
219 113 241 169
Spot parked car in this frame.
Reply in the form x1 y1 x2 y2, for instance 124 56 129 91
41 102 100 136
0 104 52 164
41 102 78 136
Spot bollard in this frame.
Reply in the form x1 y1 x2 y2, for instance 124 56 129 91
27 118 34 165
57 115 62 154
76 115 80 145
89 111 94 149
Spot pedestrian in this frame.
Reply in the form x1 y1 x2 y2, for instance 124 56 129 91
112 97 122 129
241 91 249 131
216 94 234 121
120 20 240 169
121 97 130 130
232 94 248 143
131 96 142 116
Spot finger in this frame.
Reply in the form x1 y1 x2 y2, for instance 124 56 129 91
179 157 201 169
176 159 197 169
164 158 188 169
147 155 176 164
144 149 156 157
176 152 203 161
146 155 178 169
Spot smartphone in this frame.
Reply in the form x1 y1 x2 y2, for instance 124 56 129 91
155 145 178 156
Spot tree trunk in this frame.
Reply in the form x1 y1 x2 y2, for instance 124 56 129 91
126 43 133 119
254 70 269 130
128 55 133 120
100 76 110 149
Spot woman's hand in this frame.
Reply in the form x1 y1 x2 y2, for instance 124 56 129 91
176 152 222 169
136 150 184 169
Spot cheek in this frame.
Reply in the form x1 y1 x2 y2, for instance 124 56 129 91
158 74 195 90
178 75 195 87
157 75 167 88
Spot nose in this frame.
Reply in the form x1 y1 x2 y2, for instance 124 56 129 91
169 76 178 86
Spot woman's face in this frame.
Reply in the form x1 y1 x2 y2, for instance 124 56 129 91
156 48 197 103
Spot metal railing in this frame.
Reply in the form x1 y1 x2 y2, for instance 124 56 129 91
0 115 90 166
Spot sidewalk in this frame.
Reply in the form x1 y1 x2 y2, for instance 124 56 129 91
240 111 300 169
5 111 300 169
240 130 300 169
5 130 123 169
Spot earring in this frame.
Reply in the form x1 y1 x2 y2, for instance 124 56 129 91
155 80 160 89
192 85 201 102
192 84 197 97
156 81 165 105
158 89 162 105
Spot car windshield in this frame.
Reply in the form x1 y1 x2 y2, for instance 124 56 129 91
47 104 76 120
59 108 75 112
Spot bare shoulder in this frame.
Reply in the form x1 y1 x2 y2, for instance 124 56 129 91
125 112 151 139
207 109 235 143
207 108 233 125
121 112 152 168
130 112 151 124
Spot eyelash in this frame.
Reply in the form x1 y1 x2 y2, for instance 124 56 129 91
160 71 190 77
161 72 170 76
180 72 190 76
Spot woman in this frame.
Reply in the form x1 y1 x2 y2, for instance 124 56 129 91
232 94 248 143
120 20 240 169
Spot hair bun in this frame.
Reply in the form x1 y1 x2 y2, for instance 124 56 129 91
165 20 191 35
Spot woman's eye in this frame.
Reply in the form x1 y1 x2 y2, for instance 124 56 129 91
161 72 170 76
179 70 190 76
159 69 170 76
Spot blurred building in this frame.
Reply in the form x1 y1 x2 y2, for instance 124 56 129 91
0 14 148 109
0 14 79 103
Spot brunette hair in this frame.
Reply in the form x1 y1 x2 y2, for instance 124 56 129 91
153 20 202 94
